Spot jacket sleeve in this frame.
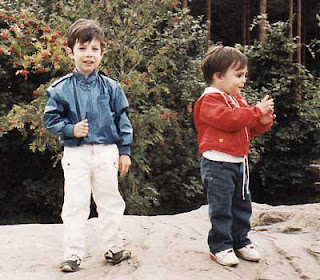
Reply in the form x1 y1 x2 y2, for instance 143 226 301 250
113 82 133 155
199 95 263 132
250 121 273 138
43 89 75 139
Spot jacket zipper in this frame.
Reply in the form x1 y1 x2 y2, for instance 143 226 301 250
72 79 82 146
87 81 96 142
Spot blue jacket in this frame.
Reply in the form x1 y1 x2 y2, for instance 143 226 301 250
44 69 133 155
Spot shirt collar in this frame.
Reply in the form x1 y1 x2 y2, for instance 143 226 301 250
198 87 224 100
203 86 224 95
202 87 241 98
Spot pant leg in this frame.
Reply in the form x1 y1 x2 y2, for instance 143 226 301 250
201 157 238 254
232 162 252 250
61 146 92 259
91 144 126 252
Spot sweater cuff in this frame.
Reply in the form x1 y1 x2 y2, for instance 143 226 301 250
254 105 263 117
63 124 75 138
118 145 131 156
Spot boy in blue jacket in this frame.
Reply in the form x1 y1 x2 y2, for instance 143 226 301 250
44 19 133 272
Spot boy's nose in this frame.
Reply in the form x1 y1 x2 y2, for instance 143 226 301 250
85 49 94 57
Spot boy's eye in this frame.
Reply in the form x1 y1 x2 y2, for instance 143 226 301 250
236 73 247 78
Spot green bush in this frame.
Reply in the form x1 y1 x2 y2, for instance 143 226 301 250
0 2 319 223
0 0 207 220
241 19 320 204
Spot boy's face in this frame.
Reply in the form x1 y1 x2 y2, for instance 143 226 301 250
213 64 248 95
67 38 104 77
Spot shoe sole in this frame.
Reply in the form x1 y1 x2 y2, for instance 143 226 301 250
105 250 131 265
113 250 131 264
60 264 78 272
59 261 80 272
235 251 260 262
210 253 239 267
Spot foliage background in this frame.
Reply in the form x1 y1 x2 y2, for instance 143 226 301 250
241 18 320 205
0 0 207 222
0 0 319 224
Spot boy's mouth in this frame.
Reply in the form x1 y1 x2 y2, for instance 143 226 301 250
83 60 94 65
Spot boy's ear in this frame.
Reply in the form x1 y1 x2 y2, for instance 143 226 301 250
66 47 74 58
213 72 222 82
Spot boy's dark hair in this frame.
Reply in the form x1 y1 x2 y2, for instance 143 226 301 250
67 18 105 51
201 46 248 85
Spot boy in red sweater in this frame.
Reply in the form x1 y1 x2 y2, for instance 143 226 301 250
194 46 275 266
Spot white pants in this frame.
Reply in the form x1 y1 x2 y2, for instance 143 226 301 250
61 144 125 259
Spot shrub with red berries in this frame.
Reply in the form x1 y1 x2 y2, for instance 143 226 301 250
0 0 207 217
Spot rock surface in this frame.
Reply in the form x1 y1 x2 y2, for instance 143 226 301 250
1 203 320 280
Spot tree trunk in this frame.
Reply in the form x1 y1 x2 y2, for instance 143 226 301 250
183 0 188 8
259 0 267 43
289 0 293 61
207 0 212 43
243 0 248 45
247 0 251 45
297 0 302 64
302 0 306 65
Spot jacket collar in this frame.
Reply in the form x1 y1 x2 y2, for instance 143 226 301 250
73 69 98 83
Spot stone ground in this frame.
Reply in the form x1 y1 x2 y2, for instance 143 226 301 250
1 203 320 280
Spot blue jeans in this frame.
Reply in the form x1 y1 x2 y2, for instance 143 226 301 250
200 157 252 254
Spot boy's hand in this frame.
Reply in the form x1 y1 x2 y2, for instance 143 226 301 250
256 95 274 115
119 155 131 177
73 119 89 138
260 108 276 124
